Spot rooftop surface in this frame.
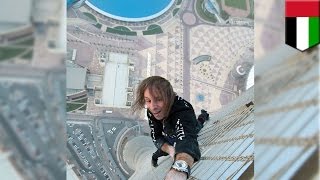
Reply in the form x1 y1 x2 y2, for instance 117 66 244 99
66 66 87 90
101 53 129 107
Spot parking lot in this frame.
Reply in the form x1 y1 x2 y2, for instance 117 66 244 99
67 123 111 179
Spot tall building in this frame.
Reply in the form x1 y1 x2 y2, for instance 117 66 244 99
255 45 319 179
122 88 254 179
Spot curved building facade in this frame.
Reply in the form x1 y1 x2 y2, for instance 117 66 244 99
85 0 175 22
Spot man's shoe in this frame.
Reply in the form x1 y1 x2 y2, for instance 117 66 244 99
151 158 158 167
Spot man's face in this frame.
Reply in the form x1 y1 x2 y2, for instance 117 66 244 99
144 88 165 120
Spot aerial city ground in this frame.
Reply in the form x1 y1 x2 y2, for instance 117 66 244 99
66 0 253 179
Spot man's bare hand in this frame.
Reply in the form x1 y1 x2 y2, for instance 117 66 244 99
167 145 175 159
165 169 187 180
161 143 175 159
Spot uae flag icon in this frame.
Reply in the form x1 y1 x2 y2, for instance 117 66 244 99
285 0 320 51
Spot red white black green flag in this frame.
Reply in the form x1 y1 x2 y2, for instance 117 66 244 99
285 0 320 51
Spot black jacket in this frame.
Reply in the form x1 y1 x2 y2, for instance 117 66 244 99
148 96 201 162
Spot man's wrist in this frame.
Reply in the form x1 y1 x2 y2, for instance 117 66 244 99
171 160 190 178
166 168 188 180
170 168 188 178
168 146 175 155
175 152 194 167
161 143 174 154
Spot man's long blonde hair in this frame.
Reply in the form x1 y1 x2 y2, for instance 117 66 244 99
132 76 176 119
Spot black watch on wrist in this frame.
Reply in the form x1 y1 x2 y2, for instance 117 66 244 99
171 160 191 178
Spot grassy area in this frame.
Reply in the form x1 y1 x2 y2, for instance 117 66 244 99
143 29 163 35
0 47 26 61
247 0 254 19
79 105 87 111
21 50 33 59
114 26 131 32
176 0 182 5
71 98 88 103
196 0 217 23
83 12 97 22
147 24 161 30
225 0 247 10
13 38 34 46
94 23 102 29
173 8 180 16
143 25 163 35
106 27 137 36
66 103 83 112
247 11 254 19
